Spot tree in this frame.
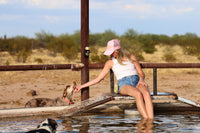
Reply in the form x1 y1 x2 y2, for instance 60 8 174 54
138 34 157 54
97 29 119 46
123 29 138 40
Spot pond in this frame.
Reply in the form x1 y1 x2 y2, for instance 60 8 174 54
0 112 200 132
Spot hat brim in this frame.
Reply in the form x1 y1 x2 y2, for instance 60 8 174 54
104 49 115 55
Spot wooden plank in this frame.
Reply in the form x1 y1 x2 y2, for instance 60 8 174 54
114 95 177 101
109 92 178 101
59 95 114 116
0 106 69 118
178 97 200 107
0 95 114 118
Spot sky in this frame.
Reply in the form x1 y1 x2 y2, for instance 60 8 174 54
0 0 200 38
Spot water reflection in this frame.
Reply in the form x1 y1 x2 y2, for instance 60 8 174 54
61 116 90 133
60 113 200 133
136 118 154 133
0 113 199 132
61 114 154 132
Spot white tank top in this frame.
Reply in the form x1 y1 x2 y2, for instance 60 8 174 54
112 58 138 80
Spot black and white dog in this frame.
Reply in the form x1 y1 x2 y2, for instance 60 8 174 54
26 118 58 133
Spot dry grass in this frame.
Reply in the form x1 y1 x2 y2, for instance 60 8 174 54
142 45 200 63
1 45 199 66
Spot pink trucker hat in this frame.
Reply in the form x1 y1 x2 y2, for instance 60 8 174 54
104 39 121 55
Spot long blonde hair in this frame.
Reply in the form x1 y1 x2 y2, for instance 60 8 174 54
115 49 133 65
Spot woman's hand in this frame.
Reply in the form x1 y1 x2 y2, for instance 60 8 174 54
73 86 82 93
138 78 148 88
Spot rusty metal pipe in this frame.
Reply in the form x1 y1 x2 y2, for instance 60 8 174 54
81 0 89 101
1 63 200 71
153 68 157 95
110 69 114 94
141 63 200 68
89 64 104 69
89 63 200 69
0 63 84 71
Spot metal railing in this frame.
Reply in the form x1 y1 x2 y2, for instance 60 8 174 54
1 63 200 96
103 63 200 95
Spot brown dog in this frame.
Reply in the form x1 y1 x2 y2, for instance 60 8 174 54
63 81 76 104
25 82 77 107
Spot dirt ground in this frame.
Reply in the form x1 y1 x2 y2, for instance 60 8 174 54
0 68 199 109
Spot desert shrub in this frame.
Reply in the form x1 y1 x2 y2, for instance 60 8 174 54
172 33 200 59
89 33 102 46
137 34 157 54
90 53 110 63
6 60 10 66
163 54 176 62
16 48 32 63
34 58 43 63
95 29 119 46
0 36 33 62
198 55 200 60
181 39 200 59
46 35 79 60
89 46 110 63
123 29 138 40
90 54 99 63
90 46 99 63
70 30 81 46
62 38 79 61
162 46 176 62
62 46 78 61
7 36 33 63
35 30 55 43
120 37 144 61
99 54 110 63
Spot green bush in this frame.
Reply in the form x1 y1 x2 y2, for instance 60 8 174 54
34 58 43 63
137 34 157 54
6 60 10 66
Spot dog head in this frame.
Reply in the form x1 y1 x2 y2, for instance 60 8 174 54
37 118 58 133
63 81 77 104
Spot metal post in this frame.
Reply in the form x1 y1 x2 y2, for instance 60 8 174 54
81 0 89 101
110 69 114 93
153 68 157 95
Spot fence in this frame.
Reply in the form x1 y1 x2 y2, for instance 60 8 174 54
1 63 200 98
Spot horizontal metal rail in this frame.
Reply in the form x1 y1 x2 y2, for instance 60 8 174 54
140 63 200 68
0 63 199 96
90 63 200 69
0 63 84 71
0 63 200 71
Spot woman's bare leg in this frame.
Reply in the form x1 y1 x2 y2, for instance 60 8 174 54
137 84 154 119
120 85 148 118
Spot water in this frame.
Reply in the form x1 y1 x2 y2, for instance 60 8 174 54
0 113 200 133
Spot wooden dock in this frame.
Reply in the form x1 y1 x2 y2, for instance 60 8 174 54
0 92 200 118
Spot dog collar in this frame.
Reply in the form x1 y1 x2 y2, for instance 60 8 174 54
63 97 73 104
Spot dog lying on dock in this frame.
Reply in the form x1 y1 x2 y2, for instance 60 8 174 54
25 82 77 107
26 118 57 133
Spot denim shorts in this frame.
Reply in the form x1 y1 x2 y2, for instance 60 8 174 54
117 75 139 92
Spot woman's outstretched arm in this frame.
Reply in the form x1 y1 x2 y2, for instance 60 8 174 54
74 60 113 92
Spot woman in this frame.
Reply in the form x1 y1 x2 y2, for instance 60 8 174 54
74 39 154 119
